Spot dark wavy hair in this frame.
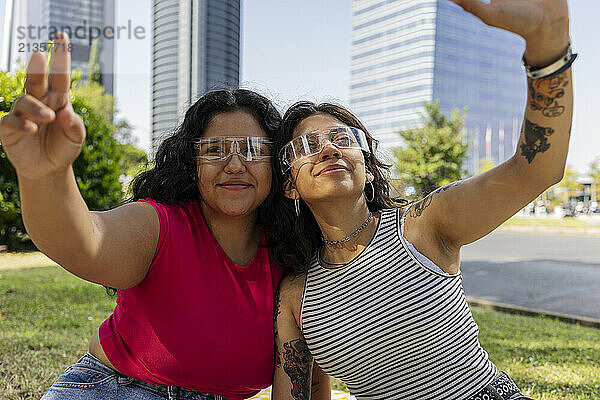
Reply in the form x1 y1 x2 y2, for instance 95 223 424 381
128 89 282 230
269 101 407 275
97 90 283 295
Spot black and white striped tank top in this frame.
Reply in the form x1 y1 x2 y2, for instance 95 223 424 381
300 208 497 400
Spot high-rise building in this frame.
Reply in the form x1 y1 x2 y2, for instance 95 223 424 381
1 0 115 94
1 1 12 71
350 0 527 174
151 0 240 152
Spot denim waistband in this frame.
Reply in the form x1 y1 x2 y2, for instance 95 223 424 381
77 353 227 400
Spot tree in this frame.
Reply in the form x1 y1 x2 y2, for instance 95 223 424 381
73 71 114 121
590 157 600 203
0 68 27 248
87 38 102 86
557 165 579 197
72 66 148 192
393 101 469 198
119 143 149 192
552 165 580 211
0 66 123 249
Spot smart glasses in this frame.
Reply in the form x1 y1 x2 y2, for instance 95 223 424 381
279 126 370 174
194 137 273 162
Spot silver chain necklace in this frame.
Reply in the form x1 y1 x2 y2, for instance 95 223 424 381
322 213 373 246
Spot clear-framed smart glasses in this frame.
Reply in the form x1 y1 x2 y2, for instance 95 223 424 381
279 126 370 174
194 137 273 163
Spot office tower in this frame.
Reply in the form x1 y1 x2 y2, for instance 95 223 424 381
1 0 115 94
151 0 240 152
350 0 527 174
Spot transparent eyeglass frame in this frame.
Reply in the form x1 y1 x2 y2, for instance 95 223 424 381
279 126 370 174
194 137 273 162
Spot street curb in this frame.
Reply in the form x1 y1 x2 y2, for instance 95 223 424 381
466 297 600 329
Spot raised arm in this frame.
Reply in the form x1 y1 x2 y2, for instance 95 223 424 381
406 0 573 254
272 277 331 400
0 32 157 288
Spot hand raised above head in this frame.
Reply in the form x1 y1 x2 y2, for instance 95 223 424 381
449 0 570 66
0 32 86 181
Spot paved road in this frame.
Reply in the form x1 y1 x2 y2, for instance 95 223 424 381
460 231 600 320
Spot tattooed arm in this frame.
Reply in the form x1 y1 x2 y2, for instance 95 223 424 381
272 275 331 400
403 1 573 273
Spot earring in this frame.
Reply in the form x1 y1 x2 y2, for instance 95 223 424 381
295 198 301 217
365 181 375 202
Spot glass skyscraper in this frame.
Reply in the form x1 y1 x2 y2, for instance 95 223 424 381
350 0 527 174
1 0 115 94
151 0 240 152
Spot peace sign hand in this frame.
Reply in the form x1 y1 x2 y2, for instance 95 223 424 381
450 0 570 66
0 32 86 181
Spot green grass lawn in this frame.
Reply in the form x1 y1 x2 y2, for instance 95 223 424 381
1 264 599 399
0 266 116 399
503 217 600 230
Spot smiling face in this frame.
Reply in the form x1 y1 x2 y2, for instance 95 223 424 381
196 111 272 218
285 113 373 205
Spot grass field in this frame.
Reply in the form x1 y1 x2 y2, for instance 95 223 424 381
503 217 600 230
0 262 599 399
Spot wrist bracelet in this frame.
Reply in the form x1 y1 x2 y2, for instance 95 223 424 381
522 43 577 79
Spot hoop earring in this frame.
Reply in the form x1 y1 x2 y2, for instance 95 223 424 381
295 198 301 217
365 182 375 203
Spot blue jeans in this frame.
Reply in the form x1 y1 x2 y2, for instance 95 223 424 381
41 353 229 400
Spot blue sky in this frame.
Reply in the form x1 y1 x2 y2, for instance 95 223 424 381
2 1 598 173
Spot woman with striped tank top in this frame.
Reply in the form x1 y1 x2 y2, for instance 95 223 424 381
270 1 574 399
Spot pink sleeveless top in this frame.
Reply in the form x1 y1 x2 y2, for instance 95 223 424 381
99 199 283 399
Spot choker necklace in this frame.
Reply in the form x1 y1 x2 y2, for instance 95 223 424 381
322 213 373 246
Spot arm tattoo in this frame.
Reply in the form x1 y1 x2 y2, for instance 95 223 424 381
528 72 568 117
520 119 554 164
408 181 462 218
408 195 432 218
273 284 282 369
283 339 312 400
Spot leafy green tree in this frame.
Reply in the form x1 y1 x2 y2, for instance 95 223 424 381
590 157 600 202
73 75 147 186
557 165 579 197
0 69 27 248
533 165 581 214
393 101 469 198
73 66 148 192
71 96 123 209
118 143 148 191
73 75 114 121
0 66 123 249
87 38 102 86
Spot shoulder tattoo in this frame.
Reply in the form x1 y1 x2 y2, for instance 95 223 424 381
408 181 462 218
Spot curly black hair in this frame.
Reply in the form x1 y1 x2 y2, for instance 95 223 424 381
128 89 282 230
94 90 284 295
269 101 407 275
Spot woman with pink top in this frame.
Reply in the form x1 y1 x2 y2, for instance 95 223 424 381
0 33 329 400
